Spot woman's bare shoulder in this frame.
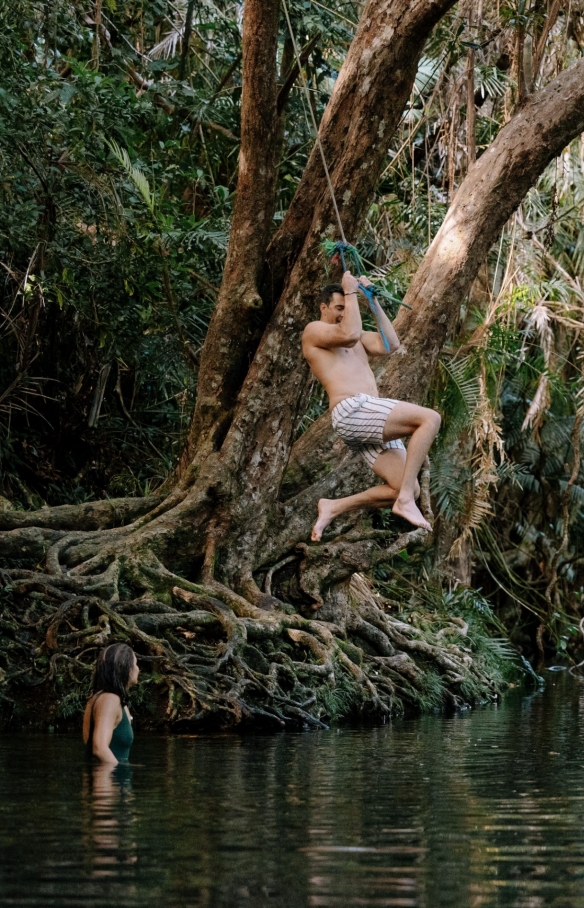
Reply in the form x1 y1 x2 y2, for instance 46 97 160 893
91 692 122 716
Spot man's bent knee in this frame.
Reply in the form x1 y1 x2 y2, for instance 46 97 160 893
424 408 441 435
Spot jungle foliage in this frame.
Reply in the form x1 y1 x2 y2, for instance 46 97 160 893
1 0 584 728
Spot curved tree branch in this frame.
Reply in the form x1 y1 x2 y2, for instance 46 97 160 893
380 56 584 401
284 57 584 511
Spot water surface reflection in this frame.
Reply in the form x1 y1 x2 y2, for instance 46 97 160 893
82 764 137 896
1 673 584 907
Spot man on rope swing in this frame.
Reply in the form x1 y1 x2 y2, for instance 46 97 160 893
302 270 441 541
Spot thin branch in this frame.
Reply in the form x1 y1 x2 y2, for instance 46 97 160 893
277 33 321 114
178 0 196 80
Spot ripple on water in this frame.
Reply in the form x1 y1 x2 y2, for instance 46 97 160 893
1 674 584 907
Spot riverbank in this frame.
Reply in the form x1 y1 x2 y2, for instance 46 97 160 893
0 577 529 730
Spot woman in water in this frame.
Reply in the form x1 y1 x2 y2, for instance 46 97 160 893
83 643 139 765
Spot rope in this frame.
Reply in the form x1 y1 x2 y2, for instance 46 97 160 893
281 0 392 351
281 0 346 244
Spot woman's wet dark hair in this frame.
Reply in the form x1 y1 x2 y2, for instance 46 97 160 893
92 643 135 705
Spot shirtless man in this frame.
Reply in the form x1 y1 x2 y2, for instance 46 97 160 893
302 270 441 541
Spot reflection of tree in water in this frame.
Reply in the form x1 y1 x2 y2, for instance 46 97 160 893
81 764 137 901
417 678 584 906
188 733 428 907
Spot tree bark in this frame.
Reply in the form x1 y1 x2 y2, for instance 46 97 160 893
185 0 458 468
182 0 281 469
0 496 162 532
263 0 458 301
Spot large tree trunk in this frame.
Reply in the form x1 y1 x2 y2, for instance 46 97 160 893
209 56 584 591
181 0 281 470
185 0 458 463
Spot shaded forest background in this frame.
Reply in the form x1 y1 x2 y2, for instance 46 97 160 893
1 0 584 727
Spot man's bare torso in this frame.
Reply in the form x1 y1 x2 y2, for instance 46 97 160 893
301 276 437 535
303 332 379 410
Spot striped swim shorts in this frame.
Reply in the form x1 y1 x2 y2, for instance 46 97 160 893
331 393 405 469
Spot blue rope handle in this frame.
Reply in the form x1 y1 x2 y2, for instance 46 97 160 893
357 283 391 352
335 243 391 352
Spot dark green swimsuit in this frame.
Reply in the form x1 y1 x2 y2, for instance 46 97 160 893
86 692 134 763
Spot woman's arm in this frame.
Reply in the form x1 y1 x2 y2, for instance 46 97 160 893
91 694 123 765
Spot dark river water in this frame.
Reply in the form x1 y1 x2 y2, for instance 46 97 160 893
2 672 584 908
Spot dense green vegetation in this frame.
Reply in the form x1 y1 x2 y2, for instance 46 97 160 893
0 0 353 499
1 0 584 728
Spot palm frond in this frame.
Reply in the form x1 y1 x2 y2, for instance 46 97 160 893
479 636 518 660
149 24 184 60
440 355 481 416
475 65 512 100
106 140 155 215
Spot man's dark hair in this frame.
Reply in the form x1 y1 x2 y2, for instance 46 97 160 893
319 284 344 306
92 643 135 705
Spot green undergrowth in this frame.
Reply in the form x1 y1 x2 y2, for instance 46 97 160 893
376 574 540 693
316 665 365 723
312 581 538 726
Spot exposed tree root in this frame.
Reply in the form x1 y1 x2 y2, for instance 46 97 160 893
0 496 162 532
0 457 512 728
0 559 507 730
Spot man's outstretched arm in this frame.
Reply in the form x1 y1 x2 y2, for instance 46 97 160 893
359 276 401 356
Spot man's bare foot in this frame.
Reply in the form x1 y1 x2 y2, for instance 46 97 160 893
392 497 432 531
311 499 338 541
